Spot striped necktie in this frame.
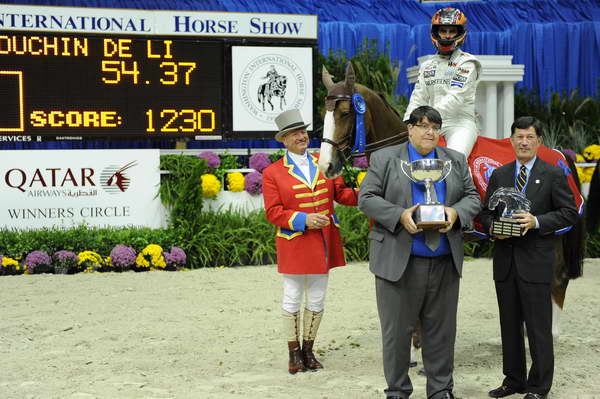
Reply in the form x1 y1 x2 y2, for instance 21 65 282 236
516 165 528 192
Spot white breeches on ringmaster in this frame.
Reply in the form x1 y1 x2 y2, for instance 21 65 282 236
442 121 478 158
282 274 329 313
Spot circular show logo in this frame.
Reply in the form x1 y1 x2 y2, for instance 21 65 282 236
472 156 502 191
238 54 307 124
100 161 137 194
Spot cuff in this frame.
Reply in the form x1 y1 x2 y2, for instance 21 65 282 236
289 211 308 232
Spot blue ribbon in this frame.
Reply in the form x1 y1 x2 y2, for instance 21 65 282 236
351 93 366 153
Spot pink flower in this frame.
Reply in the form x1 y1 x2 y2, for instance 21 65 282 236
110 245 136 268
244 171 263 195
352 156 369 169
25 250 51 274
197 151 221 169
249 153 271 172
163 247 187 267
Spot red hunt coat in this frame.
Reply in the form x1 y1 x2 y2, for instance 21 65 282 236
262 152 358 274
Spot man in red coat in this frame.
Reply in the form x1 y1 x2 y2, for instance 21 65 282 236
262 108 358 374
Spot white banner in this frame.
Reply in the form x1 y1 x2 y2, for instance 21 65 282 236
0 5 318 39
232 46 313 132
0 149 163 230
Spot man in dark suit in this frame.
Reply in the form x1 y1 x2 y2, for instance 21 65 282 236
480 116 579 399
359 105 481 399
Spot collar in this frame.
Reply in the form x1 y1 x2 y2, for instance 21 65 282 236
408 142 436 161
516 156 536 173
287 150 309 165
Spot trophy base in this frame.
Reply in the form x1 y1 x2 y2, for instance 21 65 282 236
415 204 448 230
491 218 524 237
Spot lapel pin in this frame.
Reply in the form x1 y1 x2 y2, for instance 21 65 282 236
535 179 540 184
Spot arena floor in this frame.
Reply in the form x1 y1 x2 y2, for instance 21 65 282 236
1 258 598 399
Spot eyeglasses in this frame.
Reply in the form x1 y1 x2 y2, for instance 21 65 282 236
414 124 442 134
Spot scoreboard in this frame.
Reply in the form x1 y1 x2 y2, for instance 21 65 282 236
0 5 317 140
1 33 224 138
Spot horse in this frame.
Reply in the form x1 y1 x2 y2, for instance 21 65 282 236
257 75 287 111
318 61 586 363
488 187 532 218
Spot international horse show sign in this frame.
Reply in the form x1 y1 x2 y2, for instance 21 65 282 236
0 4 317 141
0 149 163 230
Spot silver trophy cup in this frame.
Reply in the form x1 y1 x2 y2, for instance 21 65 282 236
401 159 452 230
488 187 532 237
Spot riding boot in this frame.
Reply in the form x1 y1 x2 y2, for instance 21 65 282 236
283 311 306 374
302 308 324 370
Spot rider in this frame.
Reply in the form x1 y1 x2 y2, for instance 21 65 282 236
403 7 482 157
263 65 280 84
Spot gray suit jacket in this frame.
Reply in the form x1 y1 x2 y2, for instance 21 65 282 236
358 142 481 282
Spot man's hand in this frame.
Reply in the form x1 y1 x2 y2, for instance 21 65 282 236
306 213 330 230
513 212 536 235
439 206 457 233
400 204 423 234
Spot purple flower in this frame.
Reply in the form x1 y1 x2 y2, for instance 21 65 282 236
352 156 369 169
244 171 263 195
562 149 577 162
110 245 137 268
197 151 221 169
25 250 51 273
164 247 187 267
249 153 272 173
53 250 79 265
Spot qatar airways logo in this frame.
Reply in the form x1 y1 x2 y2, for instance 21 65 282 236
100 161 137 194
4 160 137 196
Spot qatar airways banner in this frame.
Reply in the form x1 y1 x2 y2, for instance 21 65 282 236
0 149 163 230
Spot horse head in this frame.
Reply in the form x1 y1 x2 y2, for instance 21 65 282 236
318 62 408 178
488 187 531 217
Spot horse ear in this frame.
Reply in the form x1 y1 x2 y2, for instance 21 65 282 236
322 66 334 90
344 62 356 92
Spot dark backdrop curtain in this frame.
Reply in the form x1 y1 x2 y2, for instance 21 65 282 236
2 0 599 149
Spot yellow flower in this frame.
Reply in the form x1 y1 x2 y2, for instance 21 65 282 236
583 144 600 161
77 251 103 267
1 256 19 267
201 173 221 198
357 171 367 187
137 244 166 269
227 172 245 192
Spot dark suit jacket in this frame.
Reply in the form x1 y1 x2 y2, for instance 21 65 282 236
358 142 481 282
480 158 579 283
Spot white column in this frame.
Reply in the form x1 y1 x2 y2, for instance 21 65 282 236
501 82 515 139
484 82 498 139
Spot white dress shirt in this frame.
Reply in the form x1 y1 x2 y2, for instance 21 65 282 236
288 151 311 182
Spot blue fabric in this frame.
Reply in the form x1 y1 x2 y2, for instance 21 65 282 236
3 0 600 150
407 143 450 257
290 212 307 232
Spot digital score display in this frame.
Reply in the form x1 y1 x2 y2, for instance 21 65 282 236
0 32 223 139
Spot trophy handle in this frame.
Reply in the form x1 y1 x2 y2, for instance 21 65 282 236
440 160 452 182
400 160 418 183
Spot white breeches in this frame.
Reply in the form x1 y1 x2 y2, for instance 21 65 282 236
442 122 478 158
282 274 329 313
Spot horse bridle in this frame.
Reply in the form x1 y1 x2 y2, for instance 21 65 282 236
322 94 407 161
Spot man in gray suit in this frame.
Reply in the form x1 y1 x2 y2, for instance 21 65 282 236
359 105 481 399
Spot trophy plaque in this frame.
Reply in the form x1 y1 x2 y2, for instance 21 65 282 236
401 159 452 230
488 187 532 237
